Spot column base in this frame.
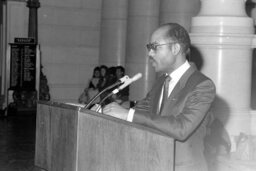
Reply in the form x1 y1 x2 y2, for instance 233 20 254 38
209 155 256 171
206 135 256 171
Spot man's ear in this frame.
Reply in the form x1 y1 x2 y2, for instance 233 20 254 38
171 43 181 55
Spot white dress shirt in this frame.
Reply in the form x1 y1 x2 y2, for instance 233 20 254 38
127 61 191 122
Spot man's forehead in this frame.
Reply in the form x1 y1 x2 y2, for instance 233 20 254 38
150 27 169 42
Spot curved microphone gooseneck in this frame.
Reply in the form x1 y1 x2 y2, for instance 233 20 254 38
95 73 142 112
84 75 129 109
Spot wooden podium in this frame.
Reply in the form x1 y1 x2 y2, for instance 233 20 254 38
35 101 174 171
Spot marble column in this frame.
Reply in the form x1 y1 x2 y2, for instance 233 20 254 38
26 0 40 43
125 0 160 100
99 0 128 66
190 0 256 170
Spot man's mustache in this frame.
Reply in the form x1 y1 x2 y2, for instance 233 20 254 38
149 56 155 62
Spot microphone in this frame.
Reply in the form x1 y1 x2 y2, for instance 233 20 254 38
117 75 130 85
84 75 129 109
96 73 142 110
112 73 142 94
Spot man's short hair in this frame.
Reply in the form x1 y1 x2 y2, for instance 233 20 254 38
161 23 191 55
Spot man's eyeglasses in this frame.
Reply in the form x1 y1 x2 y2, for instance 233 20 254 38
146 42 176 52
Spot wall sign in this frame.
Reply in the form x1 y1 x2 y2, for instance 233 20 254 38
9 43 37 90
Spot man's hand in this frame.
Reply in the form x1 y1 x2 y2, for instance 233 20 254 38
90 104 102 113
103 102 129 120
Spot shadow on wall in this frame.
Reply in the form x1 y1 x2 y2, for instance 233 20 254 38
251 49 256 109
188 45 232 153
188 45 232 169
206 96 231 152
246 1 256 110
205 96 231 170
187 45 204 71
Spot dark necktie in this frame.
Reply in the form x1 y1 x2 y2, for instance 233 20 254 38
160 75 171 114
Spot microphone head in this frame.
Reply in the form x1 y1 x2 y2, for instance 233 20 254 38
131 73 142 82
119 75 129 83
113 73 142 92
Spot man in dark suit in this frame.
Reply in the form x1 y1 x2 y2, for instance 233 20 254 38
103 23 216 171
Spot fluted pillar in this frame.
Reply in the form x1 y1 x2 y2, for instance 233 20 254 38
191 0 256 170
159 0 200 31
99 0 128 66
126 0 160 100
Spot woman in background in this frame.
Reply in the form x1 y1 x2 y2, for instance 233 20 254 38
78 66 101 106
98 65 109 91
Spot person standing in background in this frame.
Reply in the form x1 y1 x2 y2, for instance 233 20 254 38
112 66 129 105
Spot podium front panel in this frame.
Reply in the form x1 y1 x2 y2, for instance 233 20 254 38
35 101 174 171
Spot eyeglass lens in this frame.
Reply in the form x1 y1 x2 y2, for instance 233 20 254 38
146 42 176 51
146 43 157 51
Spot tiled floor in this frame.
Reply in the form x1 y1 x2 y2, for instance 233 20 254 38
0 113 44 171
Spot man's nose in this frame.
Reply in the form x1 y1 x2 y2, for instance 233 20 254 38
148 49 154 57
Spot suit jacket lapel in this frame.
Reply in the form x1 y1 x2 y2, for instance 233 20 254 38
170 64 196 98
162 64 197 114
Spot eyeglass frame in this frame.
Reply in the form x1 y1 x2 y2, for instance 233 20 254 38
146 42 177 52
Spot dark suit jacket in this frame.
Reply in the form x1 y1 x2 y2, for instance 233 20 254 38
133 64 216 171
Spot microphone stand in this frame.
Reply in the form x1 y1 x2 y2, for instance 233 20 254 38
95 73 142 112
84 81 121 109
95 92 114 113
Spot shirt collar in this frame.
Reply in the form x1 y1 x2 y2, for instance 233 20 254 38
169 60 190 81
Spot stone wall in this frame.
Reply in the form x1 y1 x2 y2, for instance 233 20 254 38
38 0 102 103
